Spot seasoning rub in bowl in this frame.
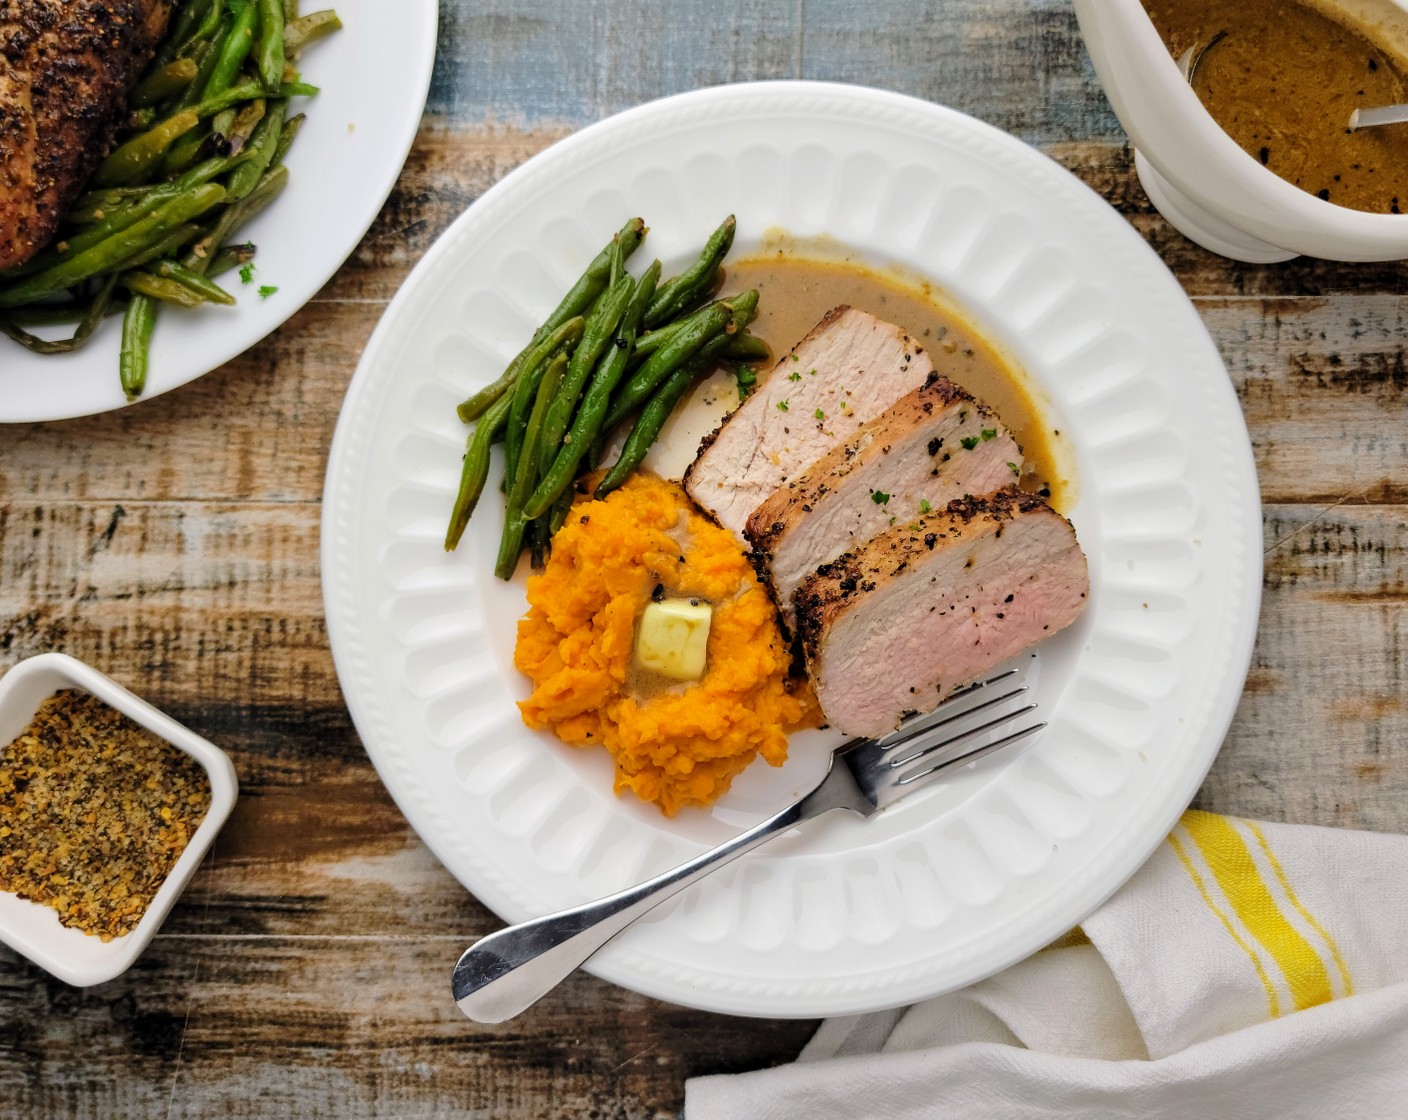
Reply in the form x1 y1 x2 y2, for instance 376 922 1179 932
0 652 237 987
0 691 212 942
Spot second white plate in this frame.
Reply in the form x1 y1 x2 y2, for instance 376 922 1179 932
0 0 437 424
322 81 1262 1018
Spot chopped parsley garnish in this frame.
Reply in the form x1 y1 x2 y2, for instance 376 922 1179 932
791 353 800 361
814 408 825 419
789 371 801 381
1008 461 1020 476
776 399 789 411
960 436 979 450
257 285 279 299
871 490 890 505
981 428 997 441
239 262 256 285
918 499 932 514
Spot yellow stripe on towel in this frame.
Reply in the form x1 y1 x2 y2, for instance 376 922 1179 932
1244 818 1354 998
1168 827 1282 1019
1183 811 1334 1012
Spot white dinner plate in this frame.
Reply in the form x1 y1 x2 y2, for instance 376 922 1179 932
322 82 1262 1017
0 0 437 424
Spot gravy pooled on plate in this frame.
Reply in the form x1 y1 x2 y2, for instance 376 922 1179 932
725 244 1074 512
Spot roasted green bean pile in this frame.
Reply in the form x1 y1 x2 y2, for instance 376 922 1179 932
0 0 343 399
445 215 768 579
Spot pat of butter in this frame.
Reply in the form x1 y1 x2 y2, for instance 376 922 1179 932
636 599 712 681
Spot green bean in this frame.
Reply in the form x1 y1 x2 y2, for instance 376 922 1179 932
470 315 585 448
454 217 646 423
283 0 300 19
207 241 257 279
0 275 122 354
4 302 87 327
444 389 514 552
523 260 660 520
154 0 212 67
122 272 204 309
146 259 237 306
9 153 244 280
527 514 549 570
535 267 633 478
93 110 200 187
227 101 285 199
496 352 567 580
256 0 287 91
134 58 200 107
226 98 267 153
284 10 342 54
0 184 226 307
547 487 574 537
184 163 288 272
601 299 734 432
204 1 258 99
596 355 711 499
631 318 686 363
172 32 225 113
644 214 735 328
186 79 317 123
120 295 157 400
723 332 770 362
116 222 205 270
499 316 586 482
630 296 747 368
503 342 551 492
182 0 226 60
271 111 305 165
66 186 152 219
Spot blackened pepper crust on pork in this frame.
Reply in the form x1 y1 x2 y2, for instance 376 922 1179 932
794 488 1089 738
744 371 1023 633
0 0 173 271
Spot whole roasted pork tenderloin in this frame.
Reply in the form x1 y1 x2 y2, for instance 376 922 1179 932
746 371 1022 632
0 0 173 270
794 488 1088 738
683 305 934 537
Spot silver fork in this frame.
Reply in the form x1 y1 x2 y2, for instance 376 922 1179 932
451 671 1043 1023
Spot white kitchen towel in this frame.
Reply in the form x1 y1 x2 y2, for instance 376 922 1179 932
685 810 1408 1119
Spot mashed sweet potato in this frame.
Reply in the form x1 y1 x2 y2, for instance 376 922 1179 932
515 473 805 815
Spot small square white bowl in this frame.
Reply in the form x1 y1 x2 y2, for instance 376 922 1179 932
0 652 238 987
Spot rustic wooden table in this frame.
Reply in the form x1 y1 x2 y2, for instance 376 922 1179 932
2 1 1405 1115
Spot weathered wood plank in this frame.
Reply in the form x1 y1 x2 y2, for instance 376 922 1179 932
0 935 816 1119
0 300 369 508
1201 503 1408 831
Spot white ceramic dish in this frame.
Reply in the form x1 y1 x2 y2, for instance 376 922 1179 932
0 653 238 987
0 0 438 424
322 81 1262 1017
1075 0 1408 262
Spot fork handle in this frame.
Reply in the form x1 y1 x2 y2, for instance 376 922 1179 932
451 758 858 1022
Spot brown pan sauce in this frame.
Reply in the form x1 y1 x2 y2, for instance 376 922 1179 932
724 242 1073 512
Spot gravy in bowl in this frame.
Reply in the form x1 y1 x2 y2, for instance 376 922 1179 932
1144 0 1408 214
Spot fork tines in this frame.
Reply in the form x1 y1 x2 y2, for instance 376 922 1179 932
855 669 1045 788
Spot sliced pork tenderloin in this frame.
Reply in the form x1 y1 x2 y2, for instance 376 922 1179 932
745 372 1022 631
683 305 934 537
794 488 1088 738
